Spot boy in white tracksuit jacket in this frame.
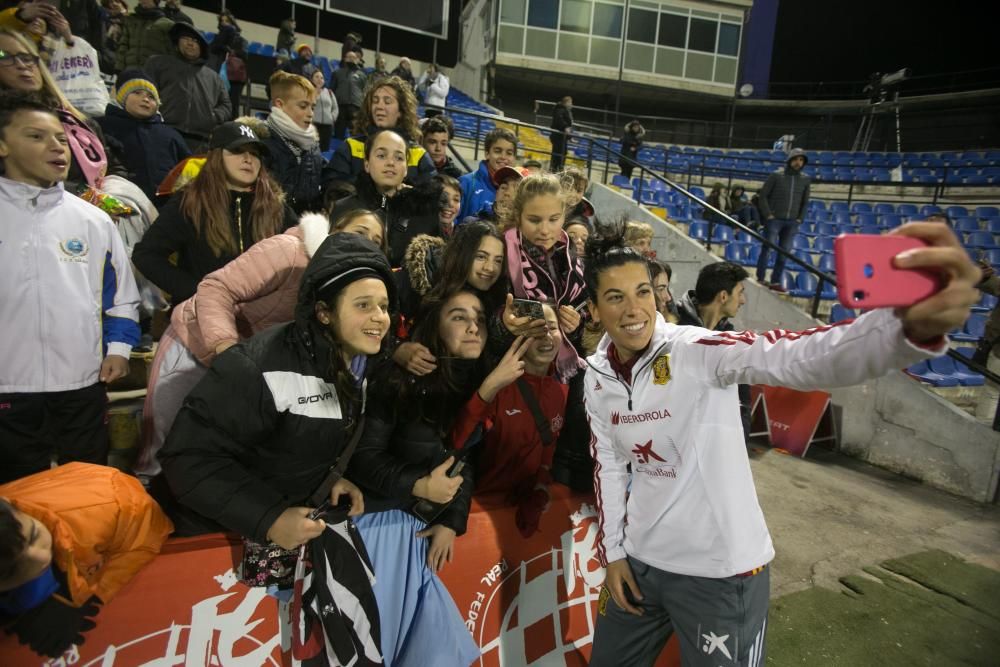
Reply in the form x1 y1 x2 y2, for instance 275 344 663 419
580 221 977 667
0 94 140 483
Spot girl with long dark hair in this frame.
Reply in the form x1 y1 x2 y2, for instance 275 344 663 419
133 121 296 304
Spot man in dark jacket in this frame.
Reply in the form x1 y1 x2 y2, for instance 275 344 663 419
330 51 367 139
115 0 174 71
145 22 231 151
676 261 753 445
549 95 573 172
756 147 811 292
276 18 296 55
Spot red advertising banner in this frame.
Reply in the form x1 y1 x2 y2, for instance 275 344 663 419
756 385 836 457
1 487 679 667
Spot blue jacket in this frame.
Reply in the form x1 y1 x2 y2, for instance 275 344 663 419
458 160 495 222
262 132 327 214
98 105 190 200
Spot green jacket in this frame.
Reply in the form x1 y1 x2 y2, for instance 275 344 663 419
116 7 173 71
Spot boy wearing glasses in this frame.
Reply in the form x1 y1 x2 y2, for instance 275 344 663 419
0 91 140 484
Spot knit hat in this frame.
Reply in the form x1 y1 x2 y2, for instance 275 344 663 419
493 165 527 187
115 69 159 106
296 43 312 56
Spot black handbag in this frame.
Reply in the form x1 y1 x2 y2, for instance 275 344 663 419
239 415 366 588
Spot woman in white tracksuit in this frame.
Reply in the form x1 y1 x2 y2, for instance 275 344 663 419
580 220 979 667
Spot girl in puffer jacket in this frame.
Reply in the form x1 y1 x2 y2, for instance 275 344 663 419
135 208 386 479
347 288 527 666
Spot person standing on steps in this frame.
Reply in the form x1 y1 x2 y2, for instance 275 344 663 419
755 147 810 293
549 95 573 172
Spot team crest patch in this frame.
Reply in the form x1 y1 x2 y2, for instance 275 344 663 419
652 354 670 385
59 237 88 257
597 586 611 616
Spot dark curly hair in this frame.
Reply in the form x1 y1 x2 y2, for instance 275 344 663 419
583 218 650 302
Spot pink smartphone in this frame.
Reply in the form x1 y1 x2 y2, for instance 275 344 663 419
833 234 941 308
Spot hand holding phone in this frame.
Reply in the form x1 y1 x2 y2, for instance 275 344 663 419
834 234 941 308
511 298 545 320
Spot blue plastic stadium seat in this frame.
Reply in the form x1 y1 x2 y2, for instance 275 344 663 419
688 222 708 241
976 206 999 218
611 174 631 188
792 250 814 268
984 248 1000 266
953 349 986 385
873 203 895 215
920 204 942 217
906 360 959 387
855 213 877 226
850 202 872 214
966 231 999 249
897 204 919 217
831 211 851 225
247 42 263 55
880 214 903 228
711 225 733 243
954 218 980 233
830 202 849 213
929 356 984 387
951 313 987 342
808 222 833 237
689 186 706 200
858 225 882 235
817 253 837 274
791 235 811 251
945 206 969 218
724 243 747 263
261 44 275 57
789 272 818 298
830 304 855 323
813 237 835 253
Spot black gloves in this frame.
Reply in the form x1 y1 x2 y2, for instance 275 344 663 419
6 595 101 658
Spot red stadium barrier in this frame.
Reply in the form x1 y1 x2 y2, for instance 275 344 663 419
1 487 679 666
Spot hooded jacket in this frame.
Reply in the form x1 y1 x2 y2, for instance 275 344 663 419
585 309 944 578
145 28 232 139
619 124 644 162
329 174 443 267
394 233 447 321
159 233 396 542
98 104 191 200
0 178 140 393
171 213 331 366
758 148 811 222
457 160 496 221
0 463 173 607
116 5 174 71
132 190 298 303
327 129 436 187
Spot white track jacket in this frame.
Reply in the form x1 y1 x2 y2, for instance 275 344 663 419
0 178 140 393
584 309 944 578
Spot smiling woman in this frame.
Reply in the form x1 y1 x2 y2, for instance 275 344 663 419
132 120 297 305
158 232 395 664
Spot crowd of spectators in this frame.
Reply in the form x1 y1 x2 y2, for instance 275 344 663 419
0 4 986 664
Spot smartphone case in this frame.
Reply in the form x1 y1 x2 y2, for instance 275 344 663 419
833 234 939 308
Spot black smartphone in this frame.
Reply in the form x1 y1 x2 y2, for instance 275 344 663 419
511 298 544 320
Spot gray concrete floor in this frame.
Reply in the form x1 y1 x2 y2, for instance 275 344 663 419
751 445 1000 599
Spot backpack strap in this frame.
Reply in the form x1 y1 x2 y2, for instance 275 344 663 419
515 378 554 445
